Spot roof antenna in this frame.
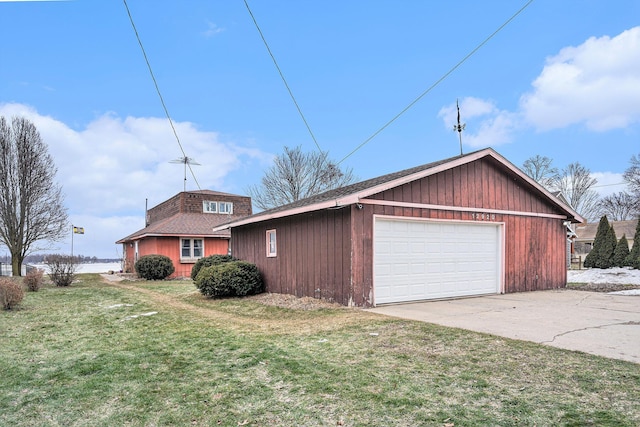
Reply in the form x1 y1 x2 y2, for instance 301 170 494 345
452 99 465 155
170 156 201 192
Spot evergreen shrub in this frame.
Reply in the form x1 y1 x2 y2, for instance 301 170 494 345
190 254 236 280
584 216 616 269
614 234 630 268
625 217 640 269
0 278 24 310
135 254 175 280
195 261 263 298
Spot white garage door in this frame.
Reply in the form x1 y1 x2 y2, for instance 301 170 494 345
374 218 502 305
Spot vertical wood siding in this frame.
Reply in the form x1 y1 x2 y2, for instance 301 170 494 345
232 209 353 305
232 157 570 306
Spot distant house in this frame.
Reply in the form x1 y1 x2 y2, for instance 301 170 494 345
214 148 583 307
574 219 637 255
116 190 252 278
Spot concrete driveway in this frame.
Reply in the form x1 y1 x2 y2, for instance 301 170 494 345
367 289 640 364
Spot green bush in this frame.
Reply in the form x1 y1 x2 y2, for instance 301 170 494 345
584 216 616 269
625 217 640 269
0 278 24 310
195 261 263 298
614 234 630 268
47 254 79 287
190 254 236 280
24 268 44 292
135 254 175 280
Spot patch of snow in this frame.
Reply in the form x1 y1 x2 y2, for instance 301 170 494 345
31 262 121 274
122 311 158 321
567 267 640 285
608 289 640 296
105 303 134 309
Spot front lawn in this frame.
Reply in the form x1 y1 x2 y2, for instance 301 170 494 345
1 274 638 426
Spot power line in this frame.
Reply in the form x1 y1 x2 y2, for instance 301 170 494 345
338 0 535 165
243 0 323 153
122 0 202 190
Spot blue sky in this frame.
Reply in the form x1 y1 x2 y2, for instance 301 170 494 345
1 0 639 258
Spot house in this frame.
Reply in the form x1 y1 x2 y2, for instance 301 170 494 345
214 148 583 307
574 219 637 256
117 190 252 278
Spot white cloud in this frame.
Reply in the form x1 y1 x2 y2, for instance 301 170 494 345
520 26 640 131
437 97 519 148
202 21 224 38
0 103 269 257
590 172 628 198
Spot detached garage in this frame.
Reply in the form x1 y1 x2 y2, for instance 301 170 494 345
215 148 583 307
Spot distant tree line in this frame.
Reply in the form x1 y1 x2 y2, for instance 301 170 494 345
522 153 640 222
0 254 120 264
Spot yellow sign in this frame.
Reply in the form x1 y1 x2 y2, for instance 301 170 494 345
73 226 84 234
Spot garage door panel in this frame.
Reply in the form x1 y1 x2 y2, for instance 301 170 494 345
374 218 501 304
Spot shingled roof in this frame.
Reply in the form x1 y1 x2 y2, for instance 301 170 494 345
575 219 638 243
116 212 244 243
213 147 584 231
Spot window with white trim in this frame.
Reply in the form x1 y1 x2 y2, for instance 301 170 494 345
203 201 218 213
219 202 233 214
266 229 277 257
181 238 203 259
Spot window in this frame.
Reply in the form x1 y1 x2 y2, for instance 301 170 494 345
203 200 233 214
203 201 218 213
266 229 277 257
181 238 203 259
219 202 233 214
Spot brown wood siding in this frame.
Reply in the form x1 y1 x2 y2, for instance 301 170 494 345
231 209 353 305
231 156 570 307
358 158 569 301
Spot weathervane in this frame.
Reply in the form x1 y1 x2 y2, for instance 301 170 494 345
169 156 201 192
452 99 465 156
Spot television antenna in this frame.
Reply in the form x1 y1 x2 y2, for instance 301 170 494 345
452 99 466 156
169 156 201 191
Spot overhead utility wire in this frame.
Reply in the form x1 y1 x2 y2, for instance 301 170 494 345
123 0 202 190
243 0 323 153
338 0 535 165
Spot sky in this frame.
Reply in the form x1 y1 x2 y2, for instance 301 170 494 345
0 0 639 259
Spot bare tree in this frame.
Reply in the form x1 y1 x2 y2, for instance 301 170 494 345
553 162 600 222
247 146 356 211
0 116 68 276
623 153 640 210
597 191 637 221
522 155 559 189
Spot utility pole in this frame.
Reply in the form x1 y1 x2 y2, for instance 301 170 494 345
452 99 466 156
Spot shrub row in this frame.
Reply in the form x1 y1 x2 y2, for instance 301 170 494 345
585 216 640 269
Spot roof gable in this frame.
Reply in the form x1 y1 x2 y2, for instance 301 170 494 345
214 148 584 230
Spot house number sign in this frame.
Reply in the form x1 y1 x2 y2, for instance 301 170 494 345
470 212 496 221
